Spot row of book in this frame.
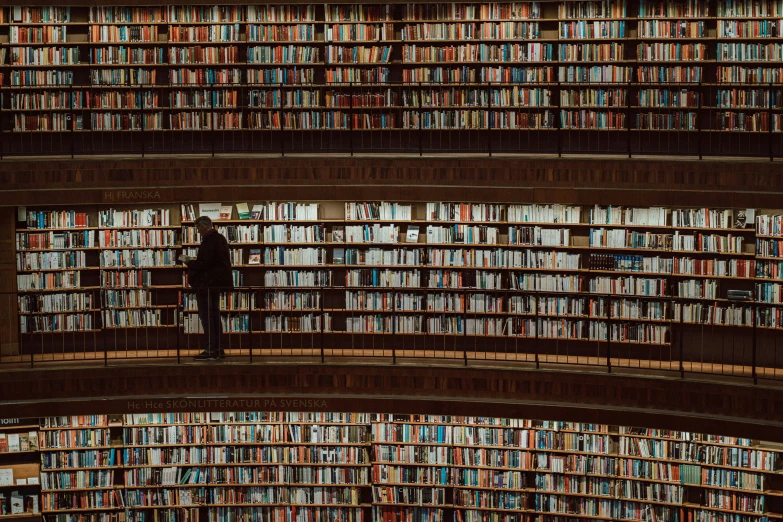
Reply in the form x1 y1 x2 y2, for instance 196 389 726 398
11 287 772 321
164 203 758 227
20 291 782 330
22 202 713 228
402 3 540 21
22 21 745 49
639 0 709 17
619 436 778 469
17 108 759 132
8 1 783 25
589 229 746 253
8 69 783 88
14 240 775 261
13 271 780 303
638 20 705 38
4 3 566 25
400 21 539 40
401 43 552 63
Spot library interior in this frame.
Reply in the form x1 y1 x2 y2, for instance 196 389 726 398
4 0 783 521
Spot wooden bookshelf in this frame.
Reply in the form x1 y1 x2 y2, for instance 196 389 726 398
0 420 40 520
38 416 121 517
121 412 370 521
0 0 782 157
371 415 451 521
4 413 782 521
15 209 99 338
633 0 709 138
15 200 783 363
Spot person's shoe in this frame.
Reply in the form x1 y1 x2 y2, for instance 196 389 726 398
195 351 220 361
218 351 227 359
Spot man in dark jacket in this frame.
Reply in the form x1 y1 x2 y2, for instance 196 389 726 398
184 216 233 361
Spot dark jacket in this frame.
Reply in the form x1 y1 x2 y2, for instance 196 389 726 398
186 229 233 289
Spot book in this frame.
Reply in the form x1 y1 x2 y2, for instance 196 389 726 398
26 496 38 515
10 492 22 514
250 205 264 220
0 434 6 453
219 205 233 220
0 470 12 487
6 435 19 453
406 226 420 243
736 209 756 229
248 249 261 265
236 203 250 220
332 226 345 242
198 203 222 221
181 204 197 221
18 434 28 452
333 248 345 265
180 489 193 505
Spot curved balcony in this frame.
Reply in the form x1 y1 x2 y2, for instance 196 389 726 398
2 153 783 441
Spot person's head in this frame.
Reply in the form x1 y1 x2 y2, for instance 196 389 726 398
195 216 213 236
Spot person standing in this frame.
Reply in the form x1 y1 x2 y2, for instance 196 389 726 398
180 216 233 361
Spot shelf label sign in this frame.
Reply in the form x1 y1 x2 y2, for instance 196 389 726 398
103 189 171 203
126 398 330 411
0 418 36 427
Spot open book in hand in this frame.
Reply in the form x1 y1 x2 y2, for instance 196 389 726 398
178 254 194 263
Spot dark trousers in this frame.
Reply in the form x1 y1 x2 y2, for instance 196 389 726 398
196 289 222 353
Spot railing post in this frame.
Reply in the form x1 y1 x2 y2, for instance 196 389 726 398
769 80 774 162
627 77 632 159
392 295 397 365
417 81 423 156
534 294 540 370
320 288 325 364
70 85 75 159
0 80 4 160
556 81 562 157
101 289 108 367
752 305 758 384
697 80 703 160
606 307 612 374
247 288 254 363
141 87 146 158
487 81 492 157
176 291 182 365
13 266 32 367
677 298 684 379
278 83 285 157
211 82 216 158
349 80 354 156
463 290 468 366
257 287 264 364
8 295 14 366
16 295 28 368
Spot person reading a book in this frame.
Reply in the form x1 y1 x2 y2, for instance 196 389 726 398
179 216 233 361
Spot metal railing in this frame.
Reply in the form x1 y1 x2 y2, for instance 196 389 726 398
1 81 782 159
4 286 783 383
